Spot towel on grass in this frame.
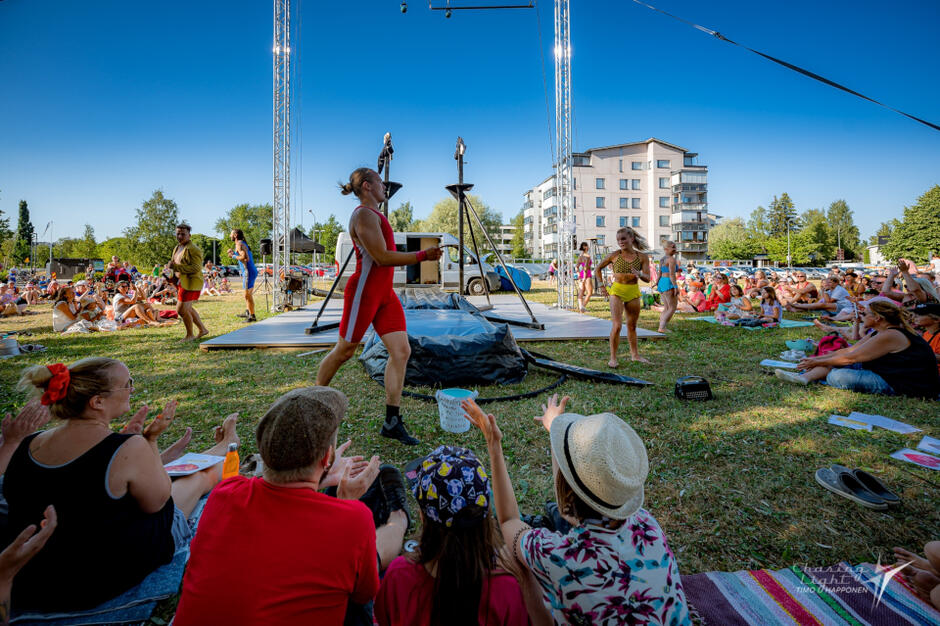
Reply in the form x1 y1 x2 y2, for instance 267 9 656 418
695 316 814 330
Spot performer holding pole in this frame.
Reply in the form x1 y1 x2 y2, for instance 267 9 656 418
228 229 258 322
315 167 442 445
595 227 651 367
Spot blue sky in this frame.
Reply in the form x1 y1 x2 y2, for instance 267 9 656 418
1 0 938 243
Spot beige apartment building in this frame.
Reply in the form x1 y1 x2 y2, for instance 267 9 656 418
521 138 710 261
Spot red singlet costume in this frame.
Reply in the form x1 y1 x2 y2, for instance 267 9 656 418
339 206 407 343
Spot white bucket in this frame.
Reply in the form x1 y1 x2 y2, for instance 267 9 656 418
435 388 477 434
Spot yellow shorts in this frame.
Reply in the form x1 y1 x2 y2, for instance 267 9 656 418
609 282 640 303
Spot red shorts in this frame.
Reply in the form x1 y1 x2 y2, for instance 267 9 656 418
178 286 201 302
339 281 405 344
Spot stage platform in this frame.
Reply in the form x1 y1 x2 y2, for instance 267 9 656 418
199 294 663 351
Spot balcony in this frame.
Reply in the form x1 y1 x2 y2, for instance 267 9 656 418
672 183 707 193
542 233 559 245
677 242 708 252
673 202 707 212
672 223 708 232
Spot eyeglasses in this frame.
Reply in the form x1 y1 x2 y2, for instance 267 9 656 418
102 378 134 395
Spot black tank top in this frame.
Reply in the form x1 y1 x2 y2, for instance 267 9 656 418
865 328 940 399
4 431 176 611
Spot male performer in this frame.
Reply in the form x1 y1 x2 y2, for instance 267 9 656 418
168 223 209 341
315 167 442 445
229 229 258 322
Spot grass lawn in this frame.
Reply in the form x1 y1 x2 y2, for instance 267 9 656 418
1 283 937 584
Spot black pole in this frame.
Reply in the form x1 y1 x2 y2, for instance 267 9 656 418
456 138 465 295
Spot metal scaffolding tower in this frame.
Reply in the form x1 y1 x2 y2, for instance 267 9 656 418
272 0 292 310
553 0 575 309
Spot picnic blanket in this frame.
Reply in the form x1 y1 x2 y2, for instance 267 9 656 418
683 561 940 625
695 316 815 330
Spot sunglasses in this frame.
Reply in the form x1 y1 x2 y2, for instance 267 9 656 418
102 378 134 395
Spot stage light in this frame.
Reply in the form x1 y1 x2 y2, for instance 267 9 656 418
400 1 407 13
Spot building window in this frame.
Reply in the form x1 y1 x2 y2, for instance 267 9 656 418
572 178 577 190
595 197 605 209
659 177 669 189
596 235 605 246
619 197 628 209
595 178 604 189
659 215 669 227
596 215 605 227
659 197 669 208
619 216 628 227
657 159 670 168
631 161 643 170
573 197 576 209
631 198 641 209
631 217 641 227
631 179 640 190
619 178 628 190
618 159 623 173
682 231 693 241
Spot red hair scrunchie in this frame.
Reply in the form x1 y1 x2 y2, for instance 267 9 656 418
40 363 71 406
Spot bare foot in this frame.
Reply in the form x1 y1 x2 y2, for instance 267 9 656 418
631 355 651 363
607 359 619 368
894 547 935 573
195 329 209 339
657 328 670 334
160 427 193 464
912 568 940 597
181 335 196 342
215 412 240 448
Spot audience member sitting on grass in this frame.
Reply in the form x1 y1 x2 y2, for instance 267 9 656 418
913 302 940 375
757 286 782 323
746 270 770 298
51 287 83 332
702 272 731 311
775 300 940 398
843 271 864 297
112 281 165 327
0 504 57 625
0 285 28 318
73 280 105 322
375 445 536 626
20 283 40 307
785 275 853 315
881 259 940 307
718 284 753 319
174 387 408 625
894 542 940 610
4 358 237 613
778 270 818 306
462 394 691 625
677 281 706 313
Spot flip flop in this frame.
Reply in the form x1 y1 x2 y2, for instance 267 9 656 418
815 467 888 510
848 467 901 506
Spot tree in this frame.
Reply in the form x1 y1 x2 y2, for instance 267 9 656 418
389 201 416 232
510 210 528 259
766 193 798 237
415 195 503 250
0 207 11 244
97 237 135 265
799 209 834 261
869 218 901 245
309 215 344 262
123 190 180 268
214 203 273 251
826 199 860 259
880 185 940 263
707 217 761 259
763 230 822 265
192 234 222 265
746 206 771 240
12 200 34 264
75 224 98 259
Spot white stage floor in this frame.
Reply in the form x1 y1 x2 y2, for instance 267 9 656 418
200 294 663 350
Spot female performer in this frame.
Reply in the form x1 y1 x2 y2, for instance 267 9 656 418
657 240 679 333
595 227 651 366
575 242 593 313
229 229 258 322
315 167 442 446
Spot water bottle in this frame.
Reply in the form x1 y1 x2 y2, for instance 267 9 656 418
222 443 240 480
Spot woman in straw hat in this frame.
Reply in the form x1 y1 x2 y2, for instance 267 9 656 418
463 395 691 626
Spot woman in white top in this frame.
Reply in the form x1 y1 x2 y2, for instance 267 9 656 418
112 281 163 326
52 287 81 332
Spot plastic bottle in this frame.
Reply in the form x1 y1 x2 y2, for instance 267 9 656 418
222 443 240 480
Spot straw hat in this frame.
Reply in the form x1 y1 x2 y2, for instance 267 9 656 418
549 412 648 520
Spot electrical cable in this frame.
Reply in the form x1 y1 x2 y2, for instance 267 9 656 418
630 0 940 133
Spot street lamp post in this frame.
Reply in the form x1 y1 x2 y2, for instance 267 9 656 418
786 217 791 271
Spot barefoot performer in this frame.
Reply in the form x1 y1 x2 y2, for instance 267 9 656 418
315 167 443 445
657 240 679 333
596 227 651 366
168 223 209 342
228 229 258 323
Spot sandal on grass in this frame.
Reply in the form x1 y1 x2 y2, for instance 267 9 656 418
831 464 900 506
815 467 888 510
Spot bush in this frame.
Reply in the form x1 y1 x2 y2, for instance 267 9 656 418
73 272 85 281
0 271 6 282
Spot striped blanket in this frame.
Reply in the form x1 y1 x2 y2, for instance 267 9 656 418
683 561 940 625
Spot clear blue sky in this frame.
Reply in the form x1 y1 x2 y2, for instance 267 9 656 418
1 0 938 243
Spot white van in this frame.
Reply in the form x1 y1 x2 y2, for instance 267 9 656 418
334 231 502 295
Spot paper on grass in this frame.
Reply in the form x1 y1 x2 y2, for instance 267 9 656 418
890 448 940 470
845 412 921 434
164 453 225 477
828 415 873 431
916 436 940 455
760 359 798 369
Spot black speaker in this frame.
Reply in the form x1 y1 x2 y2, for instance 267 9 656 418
674 376 713 401
259 238 273 256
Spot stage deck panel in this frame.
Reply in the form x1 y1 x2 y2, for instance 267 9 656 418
200 294 663 350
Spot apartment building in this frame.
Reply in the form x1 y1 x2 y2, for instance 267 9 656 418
494 224 515 257
521 138 710 261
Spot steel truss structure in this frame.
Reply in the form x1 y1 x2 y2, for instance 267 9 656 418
272 0 292 311
553 0 575 309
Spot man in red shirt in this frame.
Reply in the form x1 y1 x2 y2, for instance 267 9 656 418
174 387 407 625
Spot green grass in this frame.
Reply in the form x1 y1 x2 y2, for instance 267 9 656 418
1 284 937 582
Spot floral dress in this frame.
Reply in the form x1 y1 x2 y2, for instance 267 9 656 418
521 509 690 626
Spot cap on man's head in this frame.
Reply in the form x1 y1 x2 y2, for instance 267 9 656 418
913 302 940 317
256 387 347 472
